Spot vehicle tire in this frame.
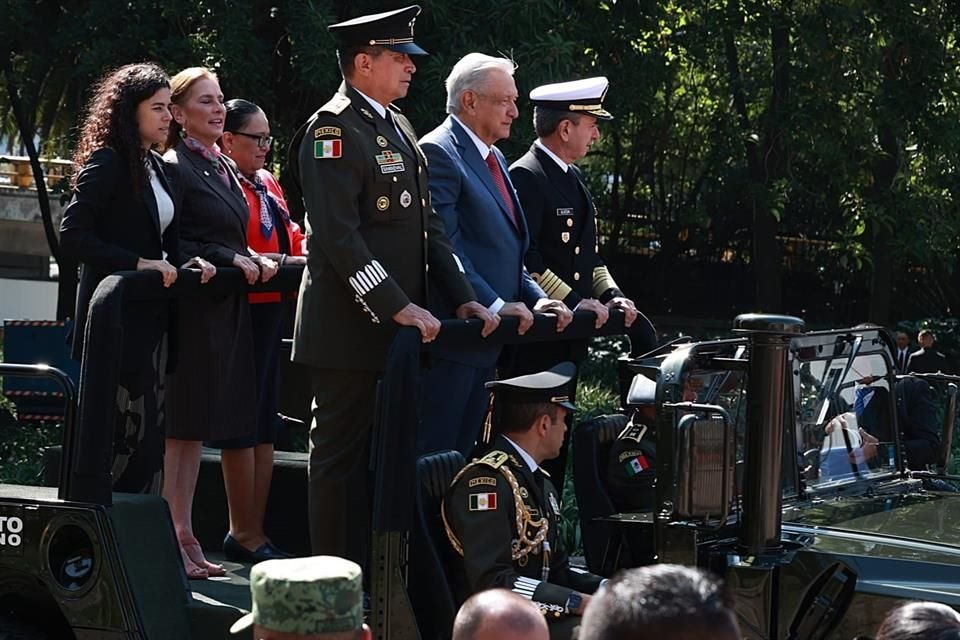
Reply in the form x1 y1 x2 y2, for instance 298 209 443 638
0 617 51 640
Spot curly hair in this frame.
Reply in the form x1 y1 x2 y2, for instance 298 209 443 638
71 62 170 193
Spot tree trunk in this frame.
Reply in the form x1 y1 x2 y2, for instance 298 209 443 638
723 1 788 312
0 54 76 321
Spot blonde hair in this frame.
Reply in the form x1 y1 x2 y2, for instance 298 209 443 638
164 67 219 150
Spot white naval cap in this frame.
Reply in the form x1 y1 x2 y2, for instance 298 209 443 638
529 76 613 120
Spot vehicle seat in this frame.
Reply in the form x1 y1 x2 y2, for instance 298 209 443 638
410 450 465 640
573 413 630 575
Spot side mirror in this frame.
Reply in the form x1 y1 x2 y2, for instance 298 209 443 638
673 405 735 520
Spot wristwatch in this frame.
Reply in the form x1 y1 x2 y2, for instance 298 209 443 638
564 592 582 615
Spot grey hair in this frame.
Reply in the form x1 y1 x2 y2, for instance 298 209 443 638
445 53 517 115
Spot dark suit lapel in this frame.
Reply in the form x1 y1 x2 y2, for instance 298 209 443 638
177 141 248 226
141 156 162 241
449 118 519 233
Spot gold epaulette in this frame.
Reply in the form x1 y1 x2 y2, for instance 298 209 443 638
319 93 350 115
476 450 509 469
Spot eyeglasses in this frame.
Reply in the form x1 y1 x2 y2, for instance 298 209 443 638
229 131 274 148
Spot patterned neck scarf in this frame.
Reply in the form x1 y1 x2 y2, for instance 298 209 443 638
238 171 289 240
182 135 229 186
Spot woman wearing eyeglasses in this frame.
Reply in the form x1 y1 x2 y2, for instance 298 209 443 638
210 99 306 562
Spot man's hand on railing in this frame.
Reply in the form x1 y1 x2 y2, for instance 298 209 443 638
181 257 216 283
533 298 573 332
575 298 609 329
137 257 179 287
393 303 442 343
607 296 638 327
455 301 500 337
499 301 535 335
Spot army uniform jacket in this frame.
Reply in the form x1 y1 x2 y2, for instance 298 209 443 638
442 435 604 616
291 83 474 371
509 143 623 309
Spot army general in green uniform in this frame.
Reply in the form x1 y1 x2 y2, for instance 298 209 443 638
290 5 496 564
442 363 604 640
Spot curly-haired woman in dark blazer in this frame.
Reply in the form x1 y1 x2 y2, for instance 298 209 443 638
162 67 278 579
60 63 214 496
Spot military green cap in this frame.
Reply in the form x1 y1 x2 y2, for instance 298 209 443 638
230 556 363 635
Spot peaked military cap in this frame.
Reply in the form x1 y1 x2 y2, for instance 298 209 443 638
328 5 428 55
485 361 579 411
230 556 363 635
529 76 613 120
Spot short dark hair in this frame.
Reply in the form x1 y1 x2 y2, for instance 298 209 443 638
533 106 582 138
578 565 740 640
876 602 960 640
496 401 560 435
919 329 935 340
338 45 386 79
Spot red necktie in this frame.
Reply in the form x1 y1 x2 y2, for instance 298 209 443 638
485 152 518 229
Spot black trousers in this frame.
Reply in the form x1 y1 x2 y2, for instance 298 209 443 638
307 368 380 567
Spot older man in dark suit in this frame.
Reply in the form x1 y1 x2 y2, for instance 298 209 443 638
418 53 573 457
289 6 495 563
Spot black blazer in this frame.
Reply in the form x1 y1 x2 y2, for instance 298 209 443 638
60 147 180 360
163 141 250 266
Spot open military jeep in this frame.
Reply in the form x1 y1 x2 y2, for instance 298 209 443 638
592 315 960 639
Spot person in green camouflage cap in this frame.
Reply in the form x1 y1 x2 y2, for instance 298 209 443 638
230 555 370 639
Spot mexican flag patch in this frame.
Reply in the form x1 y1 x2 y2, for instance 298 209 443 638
469 492 497 511
314 139 342 159
624 453 651 477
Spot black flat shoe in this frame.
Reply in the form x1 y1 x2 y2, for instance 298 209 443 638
222 534 291 563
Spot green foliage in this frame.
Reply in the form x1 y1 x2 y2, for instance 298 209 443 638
0 420 61 485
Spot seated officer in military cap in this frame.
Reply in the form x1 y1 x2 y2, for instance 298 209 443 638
442 362 605 640
230 555 370 639
505 76 657 489
289 4 495 563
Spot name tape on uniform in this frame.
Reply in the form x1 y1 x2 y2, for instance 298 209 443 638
376 150 405 174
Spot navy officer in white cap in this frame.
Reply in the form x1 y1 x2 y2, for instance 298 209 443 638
505 77 657 487
288 5 496 565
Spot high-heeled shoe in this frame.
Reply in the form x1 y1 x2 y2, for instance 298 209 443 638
222 534 293 563
180 540 226 577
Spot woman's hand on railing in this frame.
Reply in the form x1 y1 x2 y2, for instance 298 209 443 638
137 257 178 287
254 255 279 283
233 253 261 285
180 256 216 283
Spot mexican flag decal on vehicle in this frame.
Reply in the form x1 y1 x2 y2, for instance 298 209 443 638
469 492 497 511
624 453 651 477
